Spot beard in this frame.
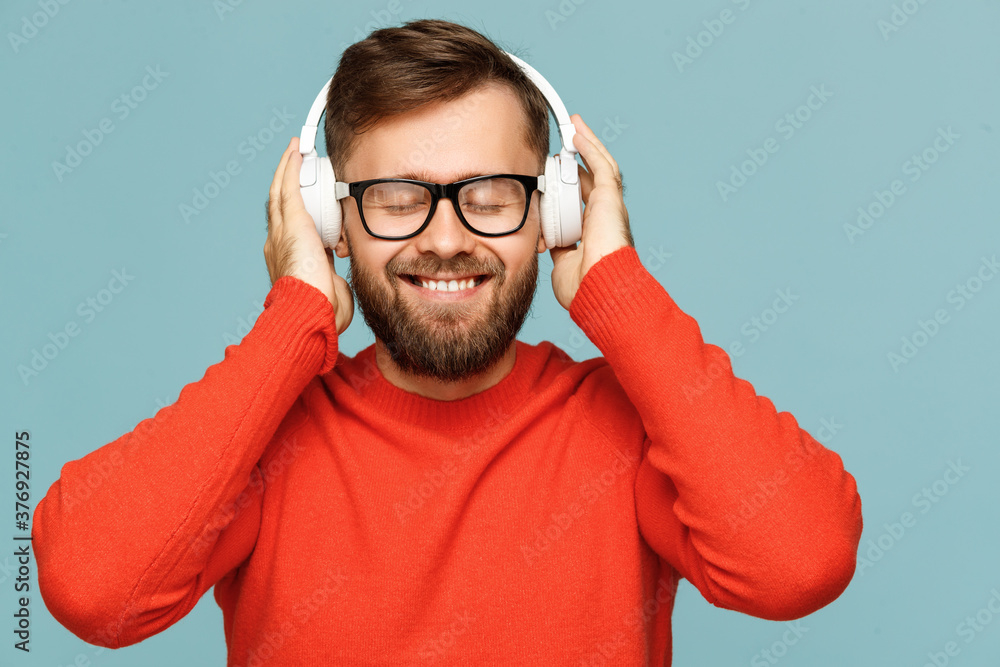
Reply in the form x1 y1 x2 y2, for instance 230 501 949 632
343 229 540 383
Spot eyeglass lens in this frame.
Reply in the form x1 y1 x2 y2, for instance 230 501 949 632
361 177 526 237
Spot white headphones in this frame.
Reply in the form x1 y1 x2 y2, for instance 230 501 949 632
296 51 583 250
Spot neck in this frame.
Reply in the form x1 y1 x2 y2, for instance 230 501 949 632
373 339 517 401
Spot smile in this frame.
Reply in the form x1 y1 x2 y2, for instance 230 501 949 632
399 274 491 300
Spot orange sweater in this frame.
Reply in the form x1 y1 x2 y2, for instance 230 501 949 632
33 246 862 665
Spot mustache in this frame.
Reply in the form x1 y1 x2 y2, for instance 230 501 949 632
388 258 504 279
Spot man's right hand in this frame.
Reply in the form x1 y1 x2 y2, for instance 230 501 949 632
264 137 354 335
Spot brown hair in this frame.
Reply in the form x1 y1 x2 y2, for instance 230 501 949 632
322 18 551 179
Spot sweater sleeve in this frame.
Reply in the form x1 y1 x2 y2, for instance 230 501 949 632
568 246 863 621
32 276 339 647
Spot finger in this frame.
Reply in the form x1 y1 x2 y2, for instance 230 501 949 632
280 143 309 221
269 137 297 206
268 139 297 232
332 275 355 334
572 114 619 173
334 272 353 311
577 162 594 204
325 246 339 276
573 118 623 197
572 130 620 193
571 131 604 175
549 241 578 261
577 147 594 194
555 150 593 205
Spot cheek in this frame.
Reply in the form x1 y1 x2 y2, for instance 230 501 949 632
366 243 403 285
527 193 541 222
494 243 538 275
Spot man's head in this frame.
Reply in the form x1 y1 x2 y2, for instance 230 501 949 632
323 20 553 383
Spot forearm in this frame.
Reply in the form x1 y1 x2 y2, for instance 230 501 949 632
569 247 862 617
32 276 337 644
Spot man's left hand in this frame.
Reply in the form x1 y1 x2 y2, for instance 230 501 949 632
548 114 634 311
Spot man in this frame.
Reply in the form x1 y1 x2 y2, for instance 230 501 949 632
33 19 863 666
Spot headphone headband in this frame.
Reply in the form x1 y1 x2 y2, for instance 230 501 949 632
300 79 331 157
298 50 577 159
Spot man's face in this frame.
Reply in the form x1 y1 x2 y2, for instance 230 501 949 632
333 83 548 383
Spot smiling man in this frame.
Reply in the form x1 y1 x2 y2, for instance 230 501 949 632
338 82 544 392
33 18 863 666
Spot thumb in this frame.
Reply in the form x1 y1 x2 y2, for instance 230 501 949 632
548 243 577 265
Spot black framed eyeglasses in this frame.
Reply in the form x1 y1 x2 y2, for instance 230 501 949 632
335 174 541 240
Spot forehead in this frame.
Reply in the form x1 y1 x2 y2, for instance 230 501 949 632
342 83 537 182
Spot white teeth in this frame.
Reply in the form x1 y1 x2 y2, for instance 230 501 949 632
417 276 482 291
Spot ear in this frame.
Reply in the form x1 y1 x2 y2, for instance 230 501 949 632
334 220 350 258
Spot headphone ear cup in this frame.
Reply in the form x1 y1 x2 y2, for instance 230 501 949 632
299 154 343 250
539 155 560 249
318 157 342 249
554 155 583 247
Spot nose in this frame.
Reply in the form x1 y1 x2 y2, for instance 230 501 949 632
412 196 478 259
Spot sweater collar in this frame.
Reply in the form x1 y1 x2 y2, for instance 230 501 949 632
332 339 551 431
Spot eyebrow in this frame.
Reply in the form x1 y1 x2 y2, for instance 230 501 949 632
388 170 501 183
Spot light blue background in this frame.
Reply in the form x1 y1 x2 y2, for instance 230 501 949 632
1 0 998 665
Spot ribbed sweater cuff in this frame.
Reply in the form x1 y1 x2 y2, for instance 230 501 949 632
568 246 673 352
257 276 339 376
